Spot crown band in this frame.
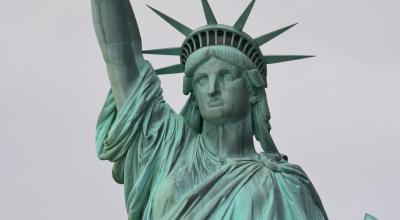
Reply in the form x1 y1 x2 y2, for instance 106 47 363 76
181 25 266 76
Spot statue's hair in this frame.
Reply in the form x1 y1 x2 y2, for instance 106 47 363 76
184 46 256 76
180 46 279 154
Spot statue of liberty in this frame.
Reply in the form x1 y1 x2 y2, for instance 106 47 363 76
91 0 328 219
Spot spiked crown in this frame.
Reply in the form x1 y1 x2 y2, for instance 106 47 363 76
144 0 313 82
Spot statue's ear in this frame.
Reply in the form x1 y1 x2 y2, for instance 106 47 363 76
249 89 260 104
244 69 266 104
183 76 193 95
244 69 266 88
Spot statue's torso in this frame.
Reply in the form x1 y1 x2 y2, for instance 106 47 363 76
151 136 274 219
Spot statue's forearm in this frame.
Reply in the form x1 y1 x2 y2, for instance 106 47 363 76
91 0 145 109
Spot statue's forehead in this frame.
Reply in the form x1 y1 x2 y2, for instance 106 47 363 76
193 57 239 75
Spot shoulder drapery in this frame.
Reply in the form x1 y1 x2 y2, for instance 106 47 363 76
157 148 328 220
96 61 194 219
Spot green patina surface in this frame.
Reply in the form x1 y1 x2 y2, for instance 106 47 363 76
91 0 330 219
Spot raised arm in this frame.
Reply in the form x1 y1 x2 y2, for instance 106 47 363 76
91 0 145 109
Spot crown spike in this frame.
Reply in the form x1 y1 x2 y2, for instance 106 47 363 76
147 5 193 36
155 64 185 75
262 55 314 64
143 47 181 56
255 23 298 46
201 0 218 25
233 0 256 31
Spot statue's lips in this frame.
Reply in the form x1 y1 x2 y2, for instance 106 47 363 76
208 99 223 107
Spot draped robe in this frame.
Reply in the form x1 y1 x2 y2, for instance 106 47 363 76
96 62 328 220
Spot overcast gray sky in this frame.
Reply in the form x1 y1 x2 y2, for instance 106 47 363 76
1 0 399 219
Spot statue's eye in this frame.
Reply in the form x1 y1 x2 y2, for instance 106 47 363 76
195 75 208 86
219 70 234 81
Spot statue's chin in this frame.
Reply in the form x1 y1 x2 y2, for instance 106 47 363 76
202 109 226 125
202 109 248 127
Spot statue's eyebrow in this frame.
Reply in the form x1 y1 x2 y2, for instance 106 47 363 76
218 68 230 73
218 68 241 78
193 72 209 82
193 72 208 78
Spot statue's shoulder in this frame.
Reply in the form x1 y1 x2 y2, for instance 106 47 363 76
254 152 310 188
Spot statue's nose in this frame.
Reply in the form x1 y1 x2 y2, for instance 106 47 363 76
208 75 219 96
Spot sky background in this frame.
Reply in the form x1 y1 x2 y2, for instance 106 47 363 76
1 0 399 219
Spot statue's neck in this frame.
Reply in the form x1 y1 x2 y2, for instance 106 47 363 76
202 113 257 159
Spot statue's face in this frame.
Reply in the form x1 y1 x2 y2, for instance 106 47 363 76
192 57 251 125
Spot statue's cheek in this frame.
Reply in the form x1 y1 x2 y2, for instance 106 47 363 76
224 79 249 98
